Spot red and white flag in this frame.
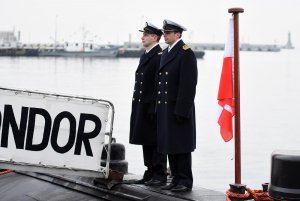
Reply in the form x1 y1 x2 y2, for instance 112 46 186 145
217 18 234 142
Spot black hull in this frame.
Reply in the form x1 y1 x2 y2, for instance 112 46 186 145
0 48 39 56
0 171 225 201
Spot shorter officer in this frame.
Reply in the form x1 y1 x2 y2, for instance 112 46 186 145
129 22 167 186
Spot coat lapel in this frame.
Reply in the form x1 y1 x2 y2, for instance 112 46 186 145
137 45 161 71
137 51 148 70
160 40 184 70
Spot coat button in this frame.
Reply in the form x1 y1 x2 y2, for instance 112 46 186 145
140 82 143 84
165 101 167 104
141 73 143 75
140 91 142 94
132 98 135 101
158 82 161 85
138 99 141 102
165 91 167 94
158 101 161 104
165 82 168 85
158 91 161 94
159 72 162 75
166 72 168 75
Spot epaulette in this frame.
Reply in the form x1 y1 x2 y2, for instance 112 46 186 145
158 51 163 55
182 44 190 50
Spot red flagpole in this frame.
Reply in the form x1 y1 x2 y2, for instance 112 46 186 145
228 7 244 185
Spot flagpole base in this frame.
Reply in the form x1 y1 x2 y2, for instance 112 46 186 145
229 183 247 201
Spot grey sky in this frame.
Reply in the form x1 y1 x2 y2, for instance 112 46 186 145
1 0 299 47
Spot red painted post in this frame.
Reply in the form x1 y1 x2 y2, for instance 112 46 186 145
228 7 244 185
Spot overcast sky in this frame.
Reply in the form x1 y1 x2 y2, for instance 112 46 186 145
1 0 299 47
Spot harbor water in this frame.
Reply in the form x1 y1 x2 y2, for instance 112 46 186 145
0 49 299 192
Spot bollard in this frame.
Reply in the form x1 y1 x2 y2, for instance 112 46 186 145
229 183 247 201
101 141 128 174
262 183 269 192
269 150 300 200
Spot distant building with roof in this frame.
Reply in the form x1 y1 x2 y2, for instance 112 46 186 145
0 31 17 43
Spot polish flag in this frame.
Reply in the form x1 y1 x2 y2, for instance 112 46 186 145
217 18 234 142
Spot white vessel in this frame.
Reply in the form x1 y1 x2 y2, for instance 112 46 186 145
39 42 119 57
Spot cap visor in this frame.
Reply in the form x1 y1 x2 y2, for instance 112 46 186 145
163 29 177 32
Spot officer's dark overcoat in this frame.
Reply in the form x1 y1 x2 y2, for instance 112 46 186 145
129 45 162 145
156 40 197 154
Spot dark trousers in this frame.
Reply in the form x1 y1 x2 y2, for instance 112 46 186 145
168 152 193 188
143 145 167 181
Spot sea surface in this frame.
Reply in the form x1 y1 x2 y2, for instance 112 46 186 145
0 49 299 192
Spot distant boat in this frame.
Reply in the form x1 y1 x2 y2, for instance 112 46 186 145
38 42 119 57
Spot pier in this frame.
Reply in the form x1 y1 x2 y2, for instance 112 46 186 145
122 41 283 52
0 30 295 58
190 42 281 52
0 41 284 58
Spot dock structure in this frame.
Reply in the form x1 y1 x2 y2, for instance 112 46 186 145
189 42 281 52
189 43 225 51
0 30 295 57
240 43 280 52
0 171 225 201
121 41 282 52
0 40 290 57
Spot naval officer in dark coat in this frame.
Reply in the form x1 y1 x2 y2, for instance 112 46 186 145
157 20 197 192
129 22 167 186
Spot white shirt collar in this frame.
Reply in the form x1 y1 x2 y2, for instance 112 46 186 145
168 39 182 52
145 43 159 53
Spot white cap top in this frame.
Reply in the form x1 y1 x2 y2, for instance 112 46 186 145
163 19 187 31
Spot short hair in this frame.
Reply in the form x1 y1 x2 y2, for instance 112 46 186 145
174 31 182 38
156 35 161 42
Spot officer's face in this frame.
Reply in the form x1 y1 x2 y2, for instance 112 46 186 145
163 31 180 45
141 33 157 48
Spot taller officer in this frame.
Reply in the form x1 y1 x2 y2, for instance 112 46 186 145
129 22 167 186
157 19 197 192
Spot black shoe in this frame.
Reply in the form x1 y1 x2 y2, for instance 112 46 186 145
131 178 149 184
145 179 166 186
161 182 177 190
171 185 191 192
